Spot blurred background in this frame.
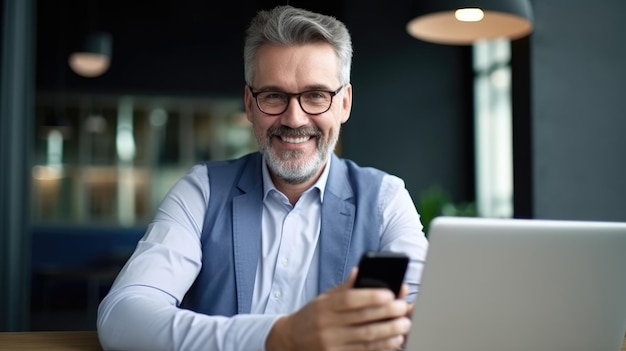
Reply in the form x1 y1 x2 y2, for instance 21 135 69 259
1 0 625 332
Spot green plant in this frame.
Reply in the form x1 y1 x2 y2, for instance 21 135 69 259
417 184 477 236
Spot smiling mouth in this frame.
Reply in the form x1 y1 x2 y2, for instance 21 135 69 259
268 126 321 146
280 135 312 144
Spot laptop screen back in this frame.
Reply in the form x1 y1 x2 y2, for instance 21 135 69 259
405 216 626 351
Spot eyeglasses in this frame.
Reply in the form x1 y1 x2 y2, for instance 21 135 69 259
249 85 344 116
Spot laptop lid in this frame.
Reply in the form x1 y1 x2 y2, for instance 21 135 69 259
405 216 626 351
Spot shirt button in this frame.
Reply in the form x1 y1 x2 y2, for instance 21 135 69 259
274 291 282 298
280 258 288 267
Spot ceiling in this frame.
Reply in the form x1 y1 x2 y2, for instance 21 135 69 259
35 0 406 97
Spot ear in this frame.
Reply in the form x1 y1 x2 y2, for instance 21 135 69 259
340 83 353 124
244 85 254 123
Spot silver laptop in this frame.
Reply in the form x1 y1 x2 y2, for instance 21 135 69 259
405 216 626 351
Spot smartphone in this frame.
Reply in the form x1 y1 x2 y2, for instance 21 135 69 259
353 251 409 297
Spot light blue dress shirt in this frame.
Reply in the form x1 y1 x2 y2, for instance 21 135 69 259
97 156 428 351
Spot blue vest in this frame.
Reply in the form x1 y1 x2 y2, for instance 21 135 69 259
180 152 385 316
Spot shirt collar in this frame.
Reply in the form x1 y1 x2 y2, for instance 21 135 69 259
262 154 332 203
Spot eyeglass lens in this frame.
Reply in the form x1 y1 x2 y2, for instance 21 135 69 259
256 91 333 115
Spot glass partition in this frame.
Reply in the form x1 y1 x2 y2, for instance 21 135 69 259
32 93 255 226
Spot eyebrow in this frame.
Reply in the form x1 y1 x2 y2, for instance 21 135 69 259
253 84 334 93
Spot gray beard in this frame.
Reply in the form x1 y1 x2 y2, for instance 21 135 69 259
264 147 326 184
258 126 338 185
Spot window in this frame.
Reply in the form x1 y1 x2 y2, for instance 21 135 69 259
473 39 513 218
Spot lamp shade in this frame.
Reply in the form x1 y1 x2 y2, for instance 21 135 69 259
68 31 112 77
406 0 533 45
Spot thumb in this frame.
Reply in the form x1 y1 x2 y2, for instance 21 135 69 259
336 267 359 291
324 267 359 295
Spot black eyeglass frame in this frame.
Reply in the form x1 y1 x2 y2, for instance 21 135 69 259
248 85 345 116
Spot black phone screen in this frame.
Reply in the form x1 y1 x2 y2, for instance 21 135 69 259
353 251 409 297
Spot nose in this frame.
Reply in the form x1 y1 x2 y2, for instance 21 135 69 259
280 95 309 128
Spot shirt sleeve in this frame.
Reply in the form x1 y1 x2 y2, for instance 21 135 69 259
377 174 429 303
97 164 280 351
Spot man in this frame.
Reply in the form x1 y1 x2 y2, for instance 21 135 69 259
97 5 428 351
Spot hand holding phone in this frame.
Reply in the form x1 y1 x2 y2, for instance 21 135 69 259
353 251 409 297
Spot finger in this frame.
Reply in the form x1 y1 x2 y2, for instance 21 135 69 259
344 267 358 287
327 267 358 294
344 317 412 348
343 335 405 351
323 269 396 312
333 299 409 326
348 266 358 280
397 283 409 300
405 303 414 318
328 288 396 312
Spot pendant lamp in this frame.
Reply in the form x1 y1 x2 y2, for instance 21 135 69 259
68 31 112 78
406 0 533 45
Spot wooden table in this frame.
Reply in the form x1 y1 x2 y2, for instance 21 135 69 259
0 331 101 350
0 331 625 350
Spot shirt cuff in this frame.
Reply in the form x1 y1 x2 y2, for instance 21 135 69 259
224 314 284 351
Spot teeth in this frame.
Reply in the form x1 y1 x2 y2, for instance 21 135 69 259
281 136 310 144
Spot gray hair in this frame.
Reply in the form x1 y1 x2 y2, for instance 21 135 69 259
243 5 352 87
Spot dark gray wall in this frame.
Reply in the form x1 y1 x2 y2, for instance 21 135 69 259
532 0 626 221
342 0 474 206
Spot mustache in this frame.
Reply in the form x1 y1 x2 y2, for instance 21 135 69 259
267 126 322 138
